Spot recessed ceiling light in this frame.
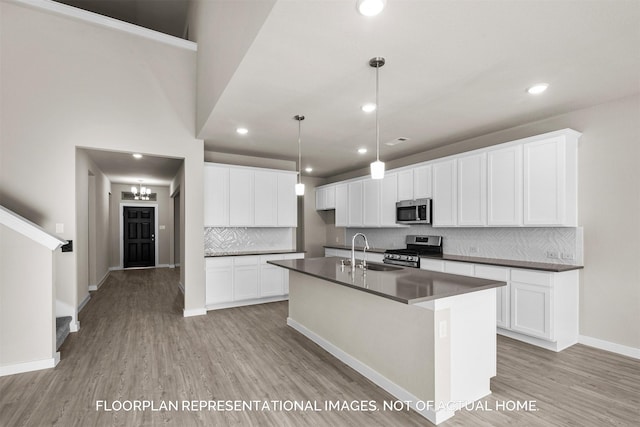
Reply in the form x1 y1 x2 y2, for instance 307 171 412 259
361 103 376 113
236 127 249 135
305 167 313 173
358 148 368 154
132 153 143 159
356 0 386 17
527 83 549 95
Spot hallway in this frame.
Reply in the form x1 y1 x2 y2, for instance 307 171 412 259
0 268 638 426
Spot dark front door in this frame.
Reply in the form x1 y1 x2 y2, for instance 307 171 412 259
123 206 155 268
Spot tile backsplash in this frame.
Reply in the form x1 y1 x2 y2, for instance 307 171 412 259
204 227 294 254
346 226 583 265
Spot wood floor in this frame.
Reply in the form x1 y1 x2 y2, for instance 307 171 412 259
1 268 638 426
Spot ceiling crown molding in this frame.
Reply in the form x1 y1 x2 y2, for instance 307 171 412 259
7 0 197 51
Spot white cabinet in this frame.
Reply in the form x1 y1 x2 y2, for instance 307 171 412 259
259 255 285 297
315 185 336 211
277 173 297 226
380 173 399 226
324 248 339 257
397 169 414 201
233 256 259 301
475 265 510 330
457 152 486 226
413 165 432 199
205 258 233 305
420 258 445 272
335 184 348 227
510 281 552 340
487 145 523 226
363 179 381 226
254 171 277 226
205 163 297 228
204 164 230 227
444 260 475 276
432 159 457 227
348 181 363 226
523 134 578 226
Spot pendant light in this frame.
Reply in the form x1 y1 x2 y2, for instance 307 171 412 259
369 57 385 180
294 115 305 196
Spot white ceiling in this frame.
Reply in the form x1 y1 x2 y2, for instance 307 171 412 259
200 0 640 177
57 1 640 180
83 149 183 186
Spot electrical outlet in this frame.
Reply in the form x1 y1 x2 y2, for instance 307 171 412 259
562 253 575 260
546 251 559 259
469 246 478 254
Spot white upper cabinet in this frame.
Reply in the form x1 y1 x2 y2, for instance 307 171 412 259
363 179 381 227
487 145 523 226
204 164 229 227
277 173 297 226
204 163 297 228
229 168 254 226
315 185 336 211
380 173 399 226
254 171 278 226
413 165 432 199
397 169 414 201
523 133 578 226
335 184 348 227
348 181 363 226
432 159 457 227
457 152 487 226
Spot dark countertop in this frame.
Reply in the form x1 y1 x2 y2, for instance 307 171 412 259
206 250 304 257
323 245 582 273
268 256 505 305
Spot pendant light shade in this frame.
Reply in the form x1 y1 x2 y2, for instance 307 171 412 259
369 57 385 180
294 115 305 196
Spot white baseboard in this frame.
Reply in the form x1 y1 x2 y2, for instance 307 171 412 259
579 335 640 359
0 354 60 377
287 317 453 425
206 296 288 311
183 308 207 317
77 293 91 312
69 321 80 332
497 328 576 352
89 270 111 292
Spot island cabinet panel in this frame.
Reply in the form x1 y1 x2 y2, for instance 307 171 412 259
203 164 230 227
487 145 523 226
348 181 363 226
457 152 487 226
254 171 278 226
334 184 349 227
432 159 457 227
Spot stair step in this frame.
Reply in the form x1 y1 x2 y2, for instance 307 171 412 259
56 316 72 350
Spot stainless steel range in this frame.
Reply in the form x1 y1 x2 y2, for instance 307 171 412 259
383 235 443 268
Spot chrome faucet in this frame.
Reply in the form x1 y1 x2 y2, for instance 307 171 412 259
351 233 370 270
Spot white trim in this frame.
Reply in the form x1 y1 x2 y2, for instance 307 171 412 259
77 293 91 312
69 321 80 333
119 203 159 269
497 328 576 352
579 335 640 360
287 317 454 425
8 0 197 51
183 308 207 317
89 270 110 291
0 205 66 250
206 296 289 311
0 355 60 377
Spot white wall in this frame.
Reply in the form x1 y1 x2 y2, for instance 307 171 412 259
0 2 205 325
323 95 640 350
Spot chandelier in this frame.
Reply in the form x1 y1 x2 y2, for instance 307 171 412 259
131 181 151 201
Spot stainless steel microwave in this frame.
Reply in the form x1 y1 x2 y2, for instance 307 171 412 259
396 198 432 224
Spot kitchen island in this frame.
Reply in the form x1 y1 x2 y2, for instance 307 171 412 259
268 256 506 425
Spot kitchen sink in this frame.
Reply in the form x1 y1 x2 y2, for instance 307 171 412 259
365 262 403 272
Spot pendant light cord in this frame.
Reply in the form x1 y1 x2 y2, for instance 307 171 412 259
298 118 302 184
375 62 380 162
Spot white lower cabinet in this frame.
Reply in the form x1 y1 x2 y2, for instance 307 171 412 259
205 253 304 309
419 258 578 351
